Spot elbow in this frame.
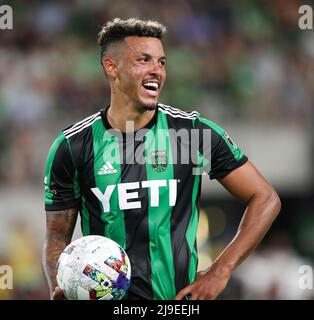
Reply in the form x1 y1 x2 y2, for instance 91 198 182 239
251 186 281 220
265 188 281 218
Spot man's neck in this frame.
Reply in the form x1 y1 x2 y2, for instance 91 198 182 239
107 102 156 132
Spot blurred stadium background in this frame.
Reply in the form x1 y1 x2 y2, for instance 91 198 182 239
0 0 313 299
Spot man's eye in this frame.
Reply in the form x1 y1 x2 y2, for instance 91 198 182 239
160 60 166 66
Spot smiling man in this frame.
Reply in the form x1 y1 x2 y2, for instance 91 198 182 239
42 18 281 300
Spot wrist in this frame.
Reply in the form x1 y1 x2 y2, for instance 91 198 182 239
208 261 233 279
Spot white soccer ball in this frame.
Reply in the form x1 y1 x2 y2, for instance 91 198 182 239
56 235 131 300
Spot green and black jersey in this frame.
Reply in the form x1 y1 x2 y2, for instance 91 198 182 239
44 103 248 300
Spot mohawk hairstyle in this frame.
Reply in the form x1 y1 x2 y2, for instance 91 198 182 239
98 18 167 62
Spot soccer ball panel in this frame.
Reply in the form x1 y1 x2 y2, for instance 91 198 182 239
56 235 131 300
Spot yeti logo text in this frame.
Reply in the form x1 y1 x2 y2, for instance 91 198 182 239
0 5 13 30
299 5 313 30
92 179 178 212
0 265 13 290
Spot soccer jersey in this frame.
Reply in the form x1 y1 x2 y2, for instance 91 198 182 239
44 103 248 300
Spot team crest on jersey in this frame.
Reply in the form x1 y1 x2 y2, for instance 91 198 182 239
150 150 167 172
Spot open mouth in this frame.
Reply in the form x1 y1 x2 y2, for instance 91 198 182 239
142 81 159 93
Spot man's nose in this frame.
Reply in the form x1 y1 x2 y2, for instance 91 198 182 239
149 61 163 75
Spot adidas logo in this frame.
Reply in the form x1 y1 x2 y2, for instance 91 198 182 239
98 162 117 175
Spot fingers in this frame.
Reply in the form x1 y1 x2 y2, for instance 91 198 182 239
174 280 207 300
175 280 210 300
175 287 190 300
51 287 65 300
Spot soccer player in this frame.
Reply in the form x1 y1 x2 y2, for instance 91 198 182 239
42 18 281 300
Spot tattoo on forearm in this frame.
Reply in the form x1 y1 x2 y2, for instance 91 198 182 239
42 208 78 293
47 208 78 242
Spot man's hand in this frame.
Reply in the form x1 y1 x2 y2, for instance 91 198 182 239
51 286 65 300
175 266 231 300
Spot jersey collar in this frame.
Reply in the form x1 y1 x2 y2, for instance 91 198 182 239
101 104 159 139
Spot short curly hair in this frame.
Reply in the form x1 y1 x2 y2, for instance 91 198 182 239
98 18 167 61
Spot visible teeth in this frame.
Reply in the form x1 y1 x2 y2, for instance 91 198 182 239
143 82 158 89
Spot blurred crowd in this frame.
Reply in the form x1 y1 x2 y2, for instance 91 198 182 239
0 0 313 186
0 0 313 299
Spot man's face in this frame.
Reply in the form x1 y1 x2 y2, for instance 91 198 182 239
113 36 166 110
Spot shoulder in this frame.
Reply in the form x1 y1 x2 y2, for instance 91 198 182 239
61 111 102 140
195 116 225 136
157 103 224 135
158 103 199 120
49 110 102 152
48 110 103 169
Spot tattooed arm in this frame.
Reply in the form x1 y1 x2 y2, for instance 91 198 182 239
42 208 78 299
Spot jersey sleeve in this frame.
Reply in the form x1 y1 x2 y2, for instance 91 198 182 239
44 132 81 211
195 116 248 180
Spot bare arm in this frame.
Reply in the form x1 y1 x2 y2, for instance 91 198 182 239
42 208 78 299
213 161 281 270
176 161 281 300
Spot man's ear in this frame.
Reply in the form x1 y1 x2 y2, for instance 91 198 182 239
103 57 118 78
